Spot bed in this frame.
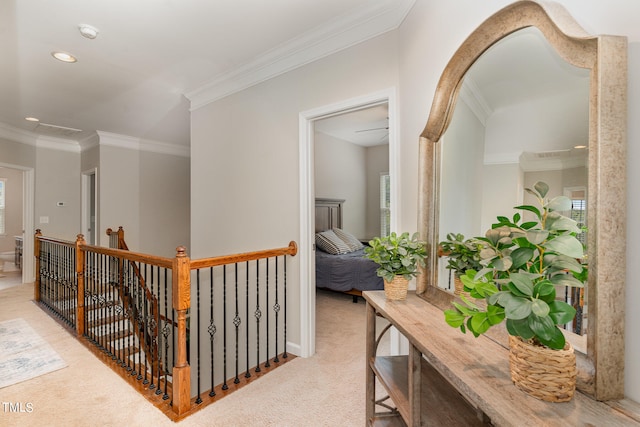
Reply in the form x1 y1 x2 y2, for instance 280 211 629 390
314 198 384 301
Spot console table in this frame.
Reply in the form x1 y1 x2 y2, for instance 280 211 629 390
364 290 638 426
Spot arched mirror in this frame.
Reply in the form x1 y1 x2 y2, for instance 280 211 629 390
416 0 626 401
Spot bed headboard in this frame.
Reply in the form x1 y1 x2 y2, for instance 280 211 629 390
315 198 344 233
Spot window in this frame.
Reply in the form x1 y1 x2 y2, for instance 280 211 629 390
565 187 587 248
0 179 5 235
380 173 390 237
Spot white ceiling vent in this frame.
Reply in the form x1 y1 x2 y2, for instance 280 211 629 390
35 122 83 137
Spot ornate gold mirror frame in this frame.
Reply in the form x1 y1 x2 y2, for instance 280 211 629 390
416 0 627 400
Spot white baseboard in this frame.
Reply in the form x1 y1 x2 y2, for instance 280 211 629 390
286 341 302 357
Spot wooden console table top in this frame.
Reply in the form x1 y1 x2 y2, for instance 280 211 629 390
363 290 638 427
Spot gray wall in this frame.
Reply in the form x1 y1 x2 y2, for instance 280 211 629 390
314 132 367 239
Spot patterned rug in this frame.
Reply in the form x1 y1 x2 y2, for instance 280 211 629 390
0 318 68 388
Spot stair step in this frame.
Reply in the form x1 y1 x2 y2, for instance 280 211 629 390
88 313 126 328
100 329 133 342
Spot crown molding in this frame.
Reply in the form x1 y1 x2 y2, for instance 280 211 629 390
96 131 190 157
0 122 81 152
185 0 415 110
459 77 492 126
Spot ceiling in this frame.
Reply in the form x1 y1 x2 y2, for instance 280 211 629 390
314 103 389 147
0 0 413 150
0 2 588 156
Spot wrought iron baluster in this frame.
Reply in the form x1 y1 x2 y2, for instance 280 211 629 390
274 256 280 363
222 265 228 391
245 261 250 379
195 269 202 404
255 259 261 373
283 254 288 359
265 259 270 368
208 266 216 397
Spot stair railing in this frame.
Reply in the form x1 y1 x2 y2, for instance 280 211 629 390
34 229 297 420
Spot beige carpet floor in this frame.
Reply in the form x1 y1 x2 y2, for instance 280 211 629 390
0 285 389 426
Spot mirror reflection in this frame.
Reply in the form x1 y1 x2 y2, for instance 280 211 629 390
436 28 590 339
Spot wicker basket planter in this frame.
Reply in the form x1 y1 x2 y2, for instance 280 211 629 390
508 336 577 402
384 276 409 301
453 276 464 296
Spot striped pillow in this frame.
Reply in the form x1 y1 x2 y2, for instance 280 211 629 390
333 228 364 251
315 230 351 255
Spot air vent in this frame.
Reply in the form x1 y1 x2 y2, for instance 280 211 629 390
533 150 571 159
35 122 83 137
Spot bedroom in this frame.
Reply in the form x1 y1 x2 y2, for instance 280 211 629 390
313 103 390 300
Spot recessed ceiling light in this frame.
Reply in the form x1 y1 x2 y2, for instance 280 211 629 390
51 51 77 63
574 145 587 149
25 117 39 122
78 24 99 39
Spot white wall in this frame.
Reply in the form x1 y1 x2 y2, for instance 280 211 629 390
314 132 367 238
35 148 80 241
189 0 640 401
398 0 640 404
98 144 190 256
190 31 399 351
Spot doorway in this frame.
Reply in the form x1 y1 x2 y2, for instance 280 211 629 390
0 163 34 286
82 168 97 245
298 88 398 357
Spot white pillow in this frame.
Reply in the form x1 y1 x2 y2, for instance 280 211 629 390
333 228 364 251
315 230 351 254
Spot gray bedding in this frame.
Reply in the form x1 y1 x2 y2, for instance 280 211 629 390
315 248 384 292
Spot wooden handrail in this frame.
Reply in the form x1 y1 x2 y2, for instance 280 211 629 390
190 241 298 269
79 244 173 269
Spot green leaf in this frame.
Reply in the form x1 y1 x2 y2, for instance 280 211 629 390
491 257 513 272
533 280 556 303
470 312 492 334
543 235 585 258
503 294 532 320
514 204 541 220
526 229 549 245
444 309 466 328
531 298 550 317
506 318 535 339
527 314 556 340
548 300 577 325
486 304 505 325
545 212 581 233
533 181 549 198
546 254 583 273
550 273 585 288
510 247 534 269
536 326 566 350
509 273 534 296
546 195 571 212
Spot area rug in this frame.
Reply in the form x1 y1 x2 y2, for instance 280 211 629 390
0 318 68 388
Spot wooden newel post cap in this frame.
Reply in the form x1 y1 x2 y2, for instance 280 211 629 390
176 246 187 257
35 229 42 235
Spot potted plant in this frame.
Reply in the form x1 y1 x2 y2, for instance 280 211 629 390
438 232 483 295
443 181 585 402
364 232 428 300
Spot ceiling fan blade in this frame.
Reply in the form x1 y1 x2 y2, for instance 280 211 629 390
355 126 389 133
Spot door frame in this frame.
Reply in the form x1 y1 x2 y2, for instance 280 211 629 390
0 162 34 284
81 168 98 245
298 88 398 357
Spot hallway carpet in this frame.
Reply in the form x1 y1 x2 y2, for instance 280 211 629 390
0 285 389 426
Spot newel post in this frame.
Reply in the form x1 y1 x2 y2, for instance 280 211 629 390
34 229 42 301
76 234 86 337
172 246 191 415
117 226 125 249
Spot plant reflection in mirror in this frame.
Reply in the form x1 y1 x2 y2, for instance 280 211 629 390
444 181 585 350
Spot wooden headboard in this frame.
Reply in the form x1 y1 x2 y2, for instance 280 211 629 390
315 198 344 233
